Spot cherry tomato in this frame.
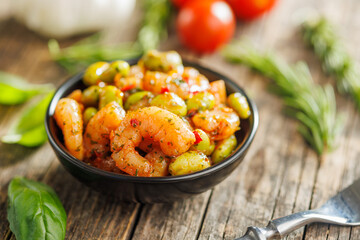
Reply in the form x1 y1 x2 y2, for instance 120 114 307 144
171 0 191 8
226 0 276 20
176 0 235 53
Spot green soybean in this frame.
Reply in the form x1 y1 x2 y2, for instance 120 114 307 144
100 60 130 83
169 151 211 176
191 129 215 155
83 62 109 86
211 135 237 164
142 50 183 72
227 92 251 119
124 91 153 110
81 85 100 107
83 107 98 125
98 86 123 109
150 92 187 116
186 92 215 112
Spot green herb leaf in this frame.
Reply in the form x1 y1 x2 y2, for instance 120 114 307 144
137 0 172 52
2 91 54 147
48 0 172 73
222 41 343 155
302 16 360 109
7 177 67 240
0 71 53 105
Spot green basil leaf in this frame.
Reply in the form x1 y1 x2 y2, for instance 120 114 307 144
7 177 67 240
2 91 54 147
0 71 53 105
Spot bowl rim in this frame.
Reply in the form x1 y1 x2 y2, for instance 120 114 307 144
45 60 259 183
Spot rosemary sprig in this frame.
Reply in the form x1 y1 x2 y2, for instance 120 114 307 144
222 41 343 155
302 17 360 109
49 0 172 73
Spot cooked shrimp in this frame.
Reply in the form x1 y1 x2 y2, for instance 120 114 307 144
114 76 143 91
114 65 144 91
54 98 84 160
67 89 83 103
138 138 160 153
209 80 226 104
129 65 145 79
110 106 196 176
84 101 125 158
143 71 189 99
145 150 171 177
192 107 240 141
182 67 210 93
143 70 210 100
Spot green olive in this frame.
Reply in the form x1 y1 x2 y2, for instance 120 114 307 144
81 86 100 107
211 135 237 164
124 91 153 110
99 60 130 83
227 92 251 119
83 107 98 125
150 92 187 116
141 50 183 72
186 92 215 112
83 62 109 86
191 129 215 156
169 151 211 176
98 86 123 109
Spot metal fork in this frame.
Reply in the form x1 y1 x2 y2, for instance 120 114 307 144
237 179 360 239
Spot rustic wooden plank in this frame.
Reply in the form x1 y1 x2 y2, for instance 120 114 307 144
131 192 210 240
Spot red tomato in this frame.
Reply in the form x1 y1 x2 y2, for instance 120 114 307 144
226 0 276 20
176 0 235 53
171 0 191 8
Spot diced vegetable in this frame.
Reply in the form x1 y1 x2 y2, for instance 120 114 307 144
169 151 211 176
212 135 237 164
227 92 251 119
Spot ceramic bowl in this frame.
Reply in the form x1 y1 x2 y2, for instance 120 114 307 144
45 60 259 203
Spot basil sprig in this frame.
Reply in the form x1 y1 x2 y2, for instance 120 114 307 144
7 177 67 240
2 91 54 147
0 71 53 105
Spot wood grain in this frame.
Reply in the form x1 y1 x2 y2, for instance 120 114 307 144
1 0 360 239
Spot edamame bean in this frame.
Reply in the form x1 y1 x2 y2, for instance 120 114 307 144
227 92 251 119
83 62 109 86
186 92 215 112
211 135 237 164
191 129 215 155
124 91 153 110
81 86 100 107
83 107 98 125
169 151 211 176
150 92 187 116
98 86 123 109
100 60 130 83
142 50 183 72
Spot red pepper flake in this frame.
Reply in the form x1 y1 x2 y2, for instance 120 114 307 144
183 76 190 83
192 91 200 95
161 87 169 93
121 84 135 92
130 118 139 127
193 131 203 144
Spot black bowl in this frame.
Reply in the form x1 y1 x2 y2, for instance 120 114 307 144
45 60 259 203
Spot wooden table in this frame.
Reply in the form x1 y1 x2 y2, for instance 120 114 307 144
1 0 360 239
